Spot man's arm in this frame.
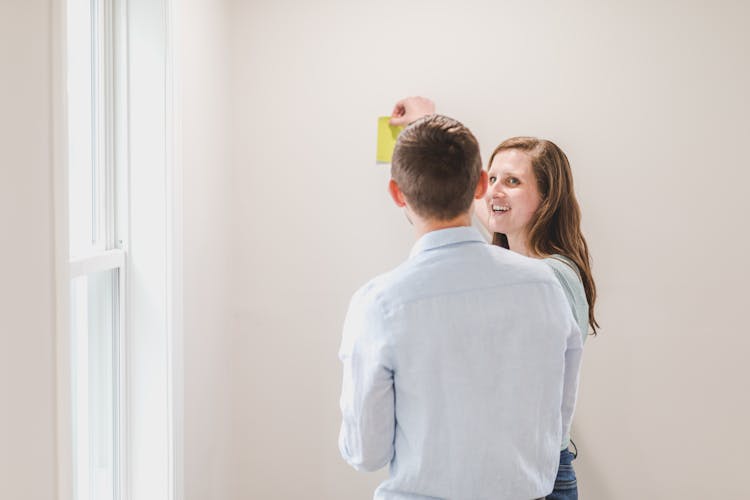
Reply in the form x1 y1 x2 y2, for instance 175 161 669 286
338 288 395 472
561 314 584 442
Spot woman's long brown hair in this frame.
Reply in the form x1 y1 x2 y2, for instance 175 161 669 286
489 137 599 335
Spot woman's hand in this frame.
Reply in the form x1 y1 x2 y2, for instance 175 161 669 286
389 96 436 126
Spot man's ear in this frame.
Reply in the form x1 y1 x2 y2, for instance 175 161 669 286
474 170 488 199
388 179 407 207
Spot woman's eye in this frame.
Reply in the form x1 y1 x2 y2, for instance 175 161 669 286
506 177 520 185
488 176 497 184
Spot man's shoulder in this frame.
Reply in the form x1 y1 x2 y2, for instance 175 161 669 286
349 273 389 308
483 245 560 285
350 258 418 305
353 244 559 310
347 263 410 316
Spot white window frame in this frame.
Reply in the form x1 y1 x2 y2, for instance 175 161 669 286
53 0 183 499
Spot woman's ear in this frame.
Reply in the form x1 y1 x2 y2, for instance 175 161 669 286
388 179 407 207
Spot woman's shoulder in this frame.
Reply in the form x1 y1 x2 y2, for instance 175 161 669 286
543 254 582 284
543 254 589 339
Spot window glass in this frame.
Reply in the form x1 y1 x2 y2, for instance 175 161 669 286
71 269 119 500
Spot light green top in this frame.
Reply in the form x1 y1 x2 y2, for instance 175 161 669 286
545 254 589 345
544 254 589 450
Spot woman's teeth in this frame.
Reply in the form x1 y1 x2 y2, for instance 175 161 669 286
492 205 509 212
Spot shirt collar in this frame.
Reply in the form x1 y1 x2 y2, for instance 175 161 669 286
409 226 487 258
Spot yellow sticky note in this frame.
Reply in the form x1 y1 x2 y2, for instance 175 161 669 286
376 116 404 164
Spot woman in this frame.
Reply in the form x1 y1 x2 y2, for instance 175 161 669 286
392 98 599 500
481 136 598 500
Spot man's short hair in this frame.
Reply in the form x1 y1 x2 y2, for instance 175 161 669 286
391 115 482 221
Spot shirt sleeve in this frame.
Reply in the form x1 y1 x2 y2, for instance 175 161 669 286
338 287 395 472
561 313 584 444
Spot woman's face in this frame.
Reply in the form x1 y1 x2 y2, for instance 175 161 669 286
485 149 542 241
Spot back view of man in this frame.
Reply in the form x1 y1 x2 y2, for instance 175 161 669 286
338 115 583 500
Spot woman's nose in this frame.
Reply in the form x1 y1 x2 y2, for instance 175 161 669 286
488 182 504 197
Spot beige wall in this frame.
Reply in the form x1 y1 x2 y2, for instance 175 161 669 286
178 0 236 499
225 0 750 499
0 1 57 500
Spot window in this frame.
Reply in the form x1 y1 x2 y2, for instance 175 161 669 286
61 0 179 499
67 1 124 498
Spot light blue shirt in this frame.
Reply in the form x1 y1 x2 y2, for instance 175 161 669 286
339 227 583 500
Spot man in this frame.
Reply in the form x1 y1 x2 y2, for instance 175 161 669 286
338 114 583 500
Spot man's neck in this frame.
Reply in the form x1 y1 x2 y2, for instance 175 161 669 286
413 213 473 239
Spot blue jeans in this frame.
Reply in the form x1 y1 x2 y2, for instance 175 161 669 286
545 447 578 500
